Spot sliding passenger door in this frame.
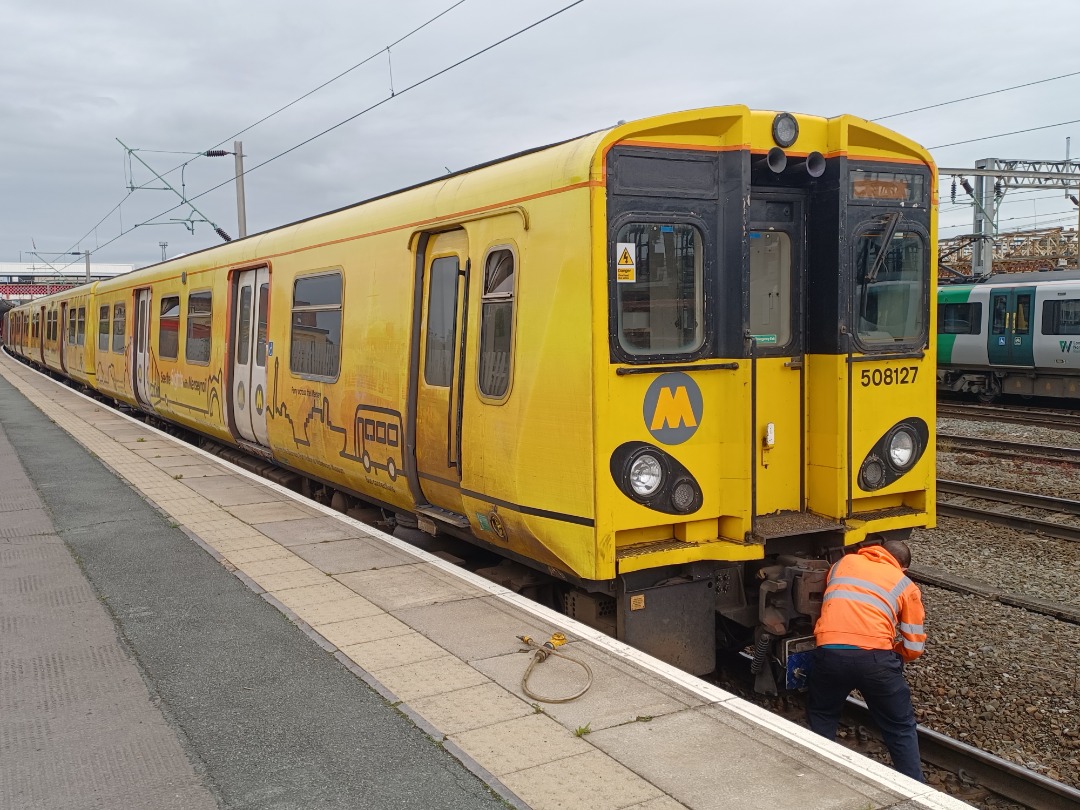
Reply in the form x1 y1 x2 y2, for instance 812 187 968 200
231 267 271 446
133 289 152 409
413 230 468 519
987 287 1035 367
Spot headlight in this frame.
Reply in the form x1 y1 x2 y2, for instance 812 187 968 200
888 428 917 470
629 454 663 497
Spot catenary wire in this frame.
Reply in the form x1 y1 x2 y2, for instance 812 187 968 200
48 0 475 266
930 118 1080 150
65 0 586 262
873 68 1080 121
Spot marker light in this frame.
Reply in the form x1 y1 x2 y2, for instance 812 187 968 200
629 454 663 497
772 113 799 148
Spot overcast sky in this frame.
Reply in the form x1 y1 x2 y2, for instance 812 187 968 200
3 0 1079 270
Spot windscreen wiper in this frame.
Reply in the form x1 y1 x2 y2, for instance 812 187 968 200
865 212 901 283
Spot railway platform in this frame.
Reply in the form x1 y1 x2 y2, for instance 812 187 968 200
0 350 968 810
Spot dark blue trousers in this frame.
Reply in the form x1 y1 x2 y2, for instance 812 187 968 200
806 647 924 782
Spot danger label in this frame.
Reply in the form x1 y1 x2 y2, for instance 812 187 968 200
616 243 636 283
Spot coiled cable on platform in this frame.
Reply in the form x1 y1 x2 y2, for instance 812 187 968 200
517 633 593 704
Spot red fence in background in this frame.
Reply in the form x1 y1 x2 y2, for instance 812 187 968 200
0 283 78 298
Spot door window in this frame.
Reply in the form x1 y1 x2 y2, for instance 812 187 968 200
76 307 85 346
425 257 459 387
236 287 252 366
991 295 1007 335
748 231 792 347
255 284 269 367
1014 296 1031 335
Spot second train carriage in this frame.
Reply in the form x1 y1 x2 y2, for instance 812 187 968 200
4 105 937 690
938 270 1080 401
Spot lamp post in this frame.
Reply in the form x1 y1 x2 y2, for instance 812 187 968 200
204 141 248 238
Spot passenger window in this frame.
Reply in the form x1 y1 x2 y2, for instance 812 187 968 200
112 303 126 353
615 223 704 356
425 257 459 387
939 302 982 335
77 307 86 346
478 249 515 398
67 309 76 344
159 296 180 360
186 291 212 364
290 272 342 379
255 283 269 368
1042 299 1080 335
748 231 791 347
98 306 110 351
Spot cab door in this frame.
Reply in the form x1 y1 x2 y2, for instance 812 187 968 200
231 267 271 446
987 287 1035 367
413 230 468 518
749 192 805 516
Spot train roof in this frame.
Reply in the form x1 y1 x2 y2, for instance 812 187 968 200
940 269 1080 286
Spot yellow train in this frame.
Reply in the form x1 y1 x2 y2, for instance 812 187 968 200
4 105 937 691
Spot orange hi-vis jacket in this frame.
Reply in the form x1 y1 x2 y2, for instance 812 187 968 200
814 545 926 662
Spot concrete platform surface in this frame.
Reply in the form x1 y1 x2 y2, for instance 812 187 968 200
0 350 970 810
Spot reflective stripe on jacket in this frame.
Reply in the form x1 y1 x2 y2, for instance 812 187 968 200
814 545 926 662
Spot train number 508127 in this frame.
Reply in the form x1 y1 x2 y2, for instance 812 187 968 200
860 366 919 387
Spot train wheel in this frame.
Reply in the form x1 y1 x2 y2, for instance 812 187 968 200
387 458 397 481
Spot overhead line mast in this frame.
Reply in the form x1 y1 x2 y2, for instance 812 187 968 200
938 159 1080 276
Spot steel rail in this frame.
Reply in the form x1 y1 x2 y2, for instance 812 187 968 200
938 433 1080 466
938 403 1080 432
937 479 1080 542
907 563 1080 625
844 697 1080 810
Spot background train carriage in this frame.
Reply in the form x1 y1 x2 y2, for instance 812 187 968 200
939 269 1080 401
3 105 937 690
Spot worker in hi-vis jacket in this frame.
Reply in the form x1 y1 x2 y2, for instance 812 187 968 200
807 537 927 782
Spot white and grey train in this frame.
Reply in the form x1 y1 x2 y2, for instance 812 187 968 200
938 270 1080 401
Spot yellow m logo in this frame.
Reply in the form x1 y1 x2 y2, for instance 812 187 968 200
649 386 698 431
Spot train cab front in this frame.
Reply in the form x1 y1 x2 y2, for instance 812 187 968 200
592 107 936 690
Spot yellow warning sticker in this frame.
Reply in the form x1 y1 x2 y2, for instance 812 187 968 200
616 242 636 283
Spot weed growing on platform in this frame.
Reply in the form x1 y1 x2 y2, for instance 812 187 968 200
173 474 183 480
574 723 591 737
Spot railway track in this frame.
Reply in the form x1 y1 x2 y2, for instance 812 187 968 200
938 433 1080 466
938 402 1080 432
842 697 1080 810
937 479 1080 543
